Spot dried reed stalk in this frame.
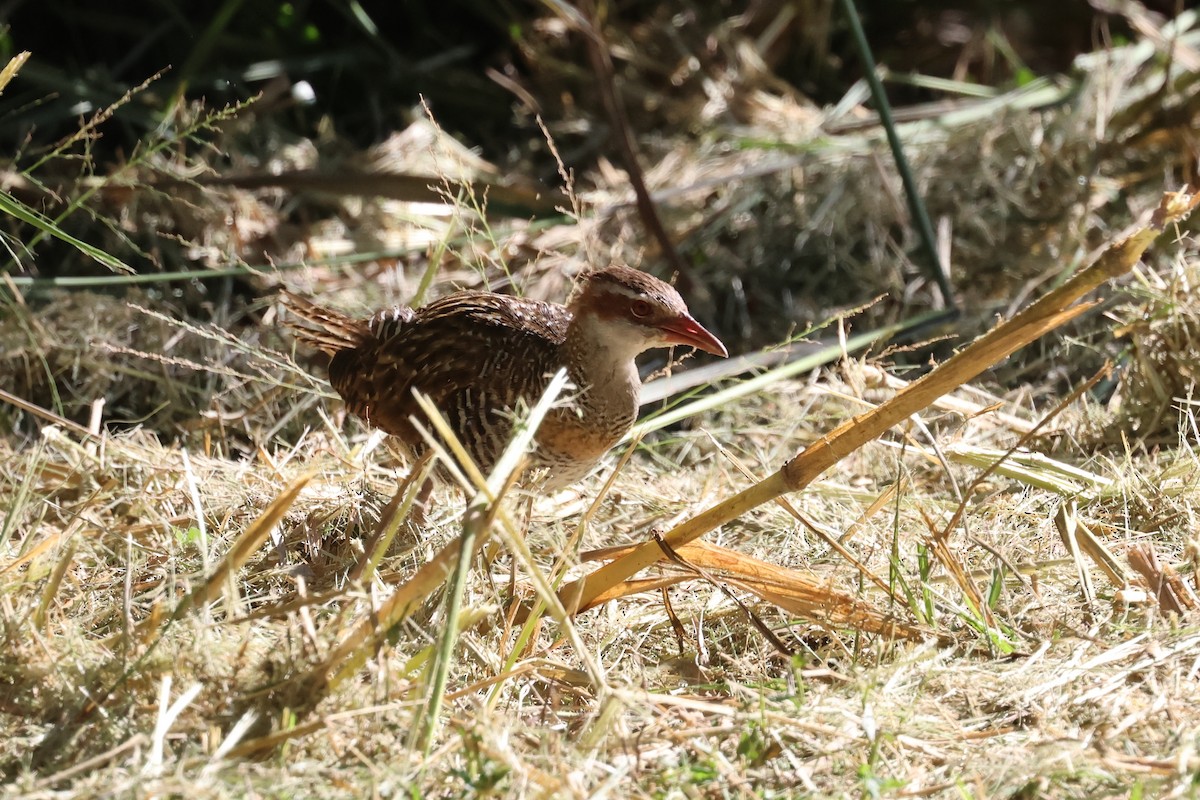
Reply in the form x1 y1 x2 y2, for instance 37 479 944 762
564 190 1200 613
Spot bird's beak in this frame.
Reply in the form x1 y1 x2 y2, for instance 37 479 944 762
660 315 728 357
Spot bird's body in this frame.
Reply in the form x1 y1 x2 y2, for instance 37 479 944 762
283 266 725 488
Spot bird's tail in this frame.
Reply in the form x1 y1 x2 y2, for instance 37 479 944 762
280 291 371 357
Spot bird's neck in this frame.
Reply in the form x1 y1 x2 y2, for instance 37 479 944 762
563 312 643 415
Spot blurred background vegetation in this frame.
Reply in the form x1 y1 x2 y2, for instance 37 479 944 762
1 0 1196 439
0 1 1171 174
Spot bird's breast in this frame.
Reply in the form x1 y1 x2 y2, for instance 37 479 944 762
531 363 640 479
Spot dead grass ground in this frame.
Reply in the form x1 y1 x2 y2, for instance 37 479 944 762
5 10 1200 800
4 360 1200 798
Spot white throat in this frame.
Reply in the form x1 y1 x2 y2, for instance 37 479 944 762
564 312 647 415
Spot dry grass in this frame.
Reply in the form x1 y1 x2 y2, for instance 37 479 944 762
6 11 1200 800
5 337 1200 797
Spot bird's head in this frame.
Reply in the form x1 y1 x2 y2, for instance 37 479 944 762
567 265 727 359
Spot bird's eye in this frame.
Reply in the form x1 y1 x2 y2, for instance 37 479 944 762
630 299 653 318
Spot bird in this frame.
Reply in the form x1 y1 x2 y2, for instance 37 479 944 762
282 265 727 490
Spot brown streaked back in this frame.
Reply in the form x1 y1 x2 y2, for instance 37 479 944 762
325 292 573 464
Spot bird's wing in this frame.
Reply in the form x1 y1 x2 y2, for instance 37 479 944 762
328 293 572 439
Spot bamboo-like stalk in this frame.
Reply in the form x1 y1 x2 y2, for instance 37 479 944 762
563 190 1200 612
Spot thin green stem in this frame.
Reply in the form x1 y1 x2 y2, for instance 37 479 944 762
838 0 956 309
